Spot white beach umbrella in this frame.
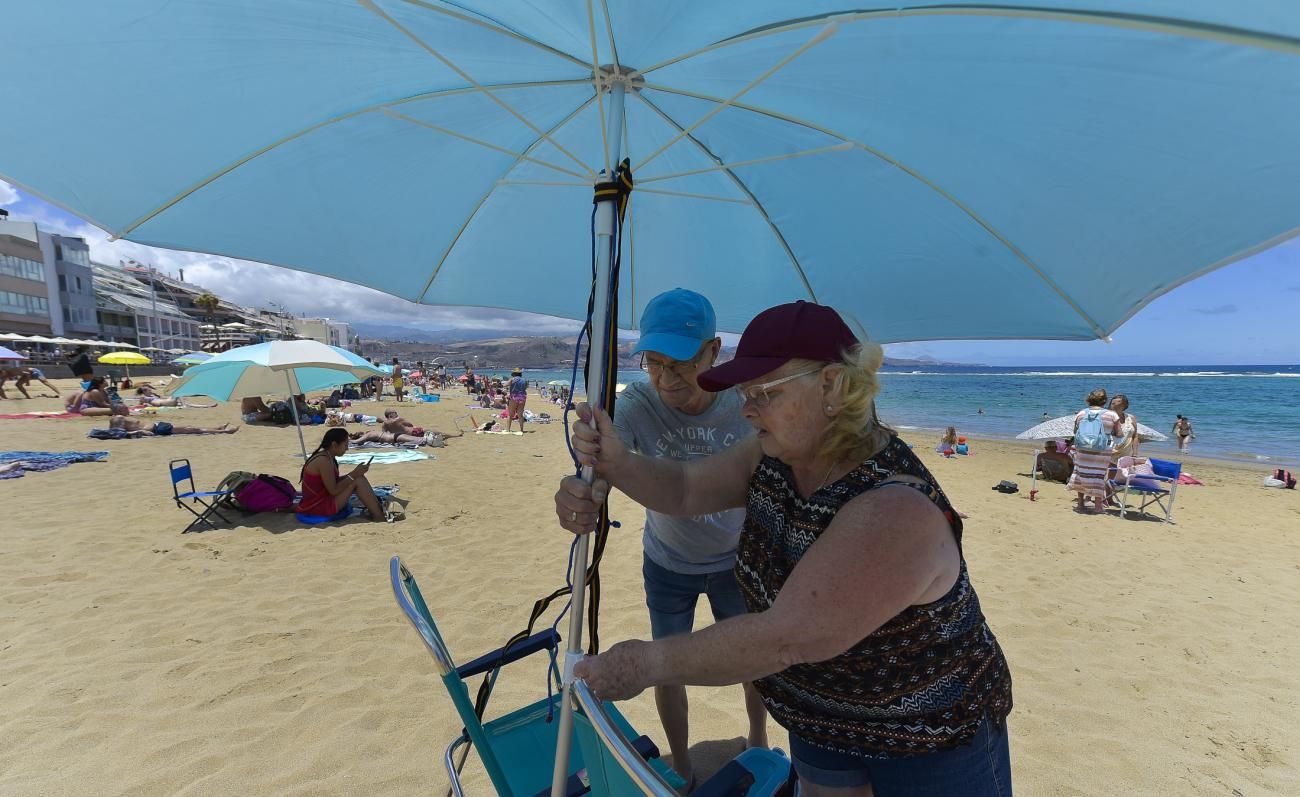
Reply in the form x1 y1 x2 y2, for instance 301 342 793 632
168 340 385 458
1017 414 1168 442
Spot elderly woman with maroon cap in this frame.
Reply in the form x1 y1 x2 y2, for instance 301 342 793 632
555 301 1013 797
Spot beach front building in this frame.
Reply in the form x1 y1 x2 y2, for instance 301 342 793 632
91 261 202 351
40 233 98 339
292 316 358 352
0 219 54 335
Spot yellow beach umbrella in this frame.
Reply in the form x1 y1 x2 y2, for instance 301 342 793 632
98 350 151 380
98 351 151 366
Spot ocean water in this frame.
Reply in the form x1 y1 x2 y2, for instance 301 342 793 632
471 364 1300 466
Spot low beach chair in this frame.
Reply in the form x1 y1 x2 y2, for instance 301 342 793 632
571 679 792 797
168 458 234 533
389 557 681 797
1110 456 1181 522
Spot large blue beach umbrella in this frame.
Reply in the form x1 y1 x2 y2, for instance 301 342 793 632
3 3 1299 793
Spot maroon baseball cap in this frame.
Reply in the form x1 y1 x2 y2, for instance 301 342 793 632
697 301 860 392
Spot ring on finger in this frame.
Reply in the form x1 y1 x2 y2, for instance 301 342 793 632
571 511 578 522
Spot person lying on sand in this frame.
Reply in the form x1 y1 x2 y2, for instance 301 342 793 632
109 405 237 436
349 427 462 447
380 409 423 437
240 396 274 424
134 386 215 408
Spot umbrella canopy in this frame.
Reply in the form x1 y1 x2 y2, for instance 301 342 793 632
1017 414 1168 442
547 380 569 387
0 333 32 341
168 340 385 458
169 341 385 399
172 352 213 365
0 346 28 360
2 2 1297 342
97 351 151 366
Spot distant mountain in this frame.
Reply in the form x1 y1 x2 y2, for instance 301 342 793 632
357 330 971 370
350 323 543 344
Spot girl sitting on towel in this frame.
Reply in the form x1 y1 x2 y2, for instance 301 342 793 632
300 428 385 521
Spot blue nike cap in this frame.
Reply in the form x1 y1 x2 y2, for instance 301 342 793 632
633 288 717 362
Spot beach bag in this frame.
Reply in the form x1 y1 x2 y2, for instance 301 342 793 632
214 470 257 496
233 474 297 512
268 401 295 425
992 480 1019 494
1075 408 1113 452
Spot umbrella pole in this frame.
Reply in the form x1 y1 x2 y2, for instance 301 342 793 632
551 81 626 797
286 371 308 461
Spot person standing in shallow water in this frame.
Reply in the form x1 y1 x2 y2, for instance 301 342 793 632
1173 415 1194 451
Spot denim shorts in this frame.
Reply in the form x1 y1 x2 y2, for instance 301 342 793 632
642 553 749 640
790 720 1012 796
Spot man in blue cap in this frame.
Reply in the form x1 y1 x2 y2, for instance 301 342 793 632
559 288 767 784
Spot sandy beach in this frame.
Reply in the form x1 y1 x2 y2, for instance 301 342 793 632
1 378 1297 796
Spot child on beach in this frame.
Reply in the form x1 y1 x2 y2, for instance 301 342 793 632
936 426 958 456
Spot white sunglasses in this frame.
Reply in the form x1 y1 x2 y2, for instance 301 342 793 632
734 367 822 407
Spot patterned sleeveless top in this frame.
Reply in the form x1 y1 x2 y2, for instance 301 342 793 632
736 436 1013 758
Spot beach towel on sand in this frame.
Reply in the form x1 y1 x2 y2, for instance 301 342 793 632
336 450 430 465
0 411 80 420
0 450 109 479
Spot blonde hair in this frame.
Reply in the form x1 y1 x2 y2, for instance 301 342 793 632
791 341 892 465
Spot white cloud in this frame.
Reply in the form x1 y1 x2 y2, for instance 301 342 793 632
0 180 20 207
2 184 584 335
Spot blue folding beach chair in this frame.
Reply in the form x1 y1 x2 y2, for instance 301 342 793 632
390 557 792 797
168 458 235 533
389 557 682 797
1110 457 1182 523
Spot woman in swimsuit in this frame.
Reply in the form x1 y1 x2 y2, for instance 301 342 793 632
300 428 384 520
66 377 114 416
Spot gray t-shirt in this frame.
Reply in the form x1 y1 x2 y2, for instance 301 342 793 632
613 381 753 574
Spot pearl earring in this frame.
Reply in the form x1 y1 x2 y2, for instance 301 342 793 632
825 404 834 412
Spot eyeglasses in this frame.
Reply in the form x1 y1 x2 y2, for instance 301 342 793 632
734 368 822 408
639 348 706 379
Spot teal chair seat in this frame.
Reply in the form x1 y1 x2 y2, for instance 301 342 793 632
390 556 684 797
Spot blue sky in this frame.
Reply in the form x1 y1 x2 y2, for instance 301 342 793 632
3 179 1296 365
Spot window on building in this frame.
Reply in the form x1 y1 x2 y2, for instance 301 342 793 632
58 274 67 291
0 290 49 317
0 254 45 282
75 276 83 292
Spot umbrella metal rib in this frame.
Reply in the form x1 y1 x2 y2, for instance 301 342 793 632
632 23 839 173
640 81 1111 338
380 107 590 180
414 95 599 304
636 92 818 304
395 0 592 69
635 5 1300 78
358 0 595 175
107 78 595 242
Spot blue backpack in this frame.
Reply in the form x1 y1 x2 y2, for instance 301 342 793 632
1075 408 1113 452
